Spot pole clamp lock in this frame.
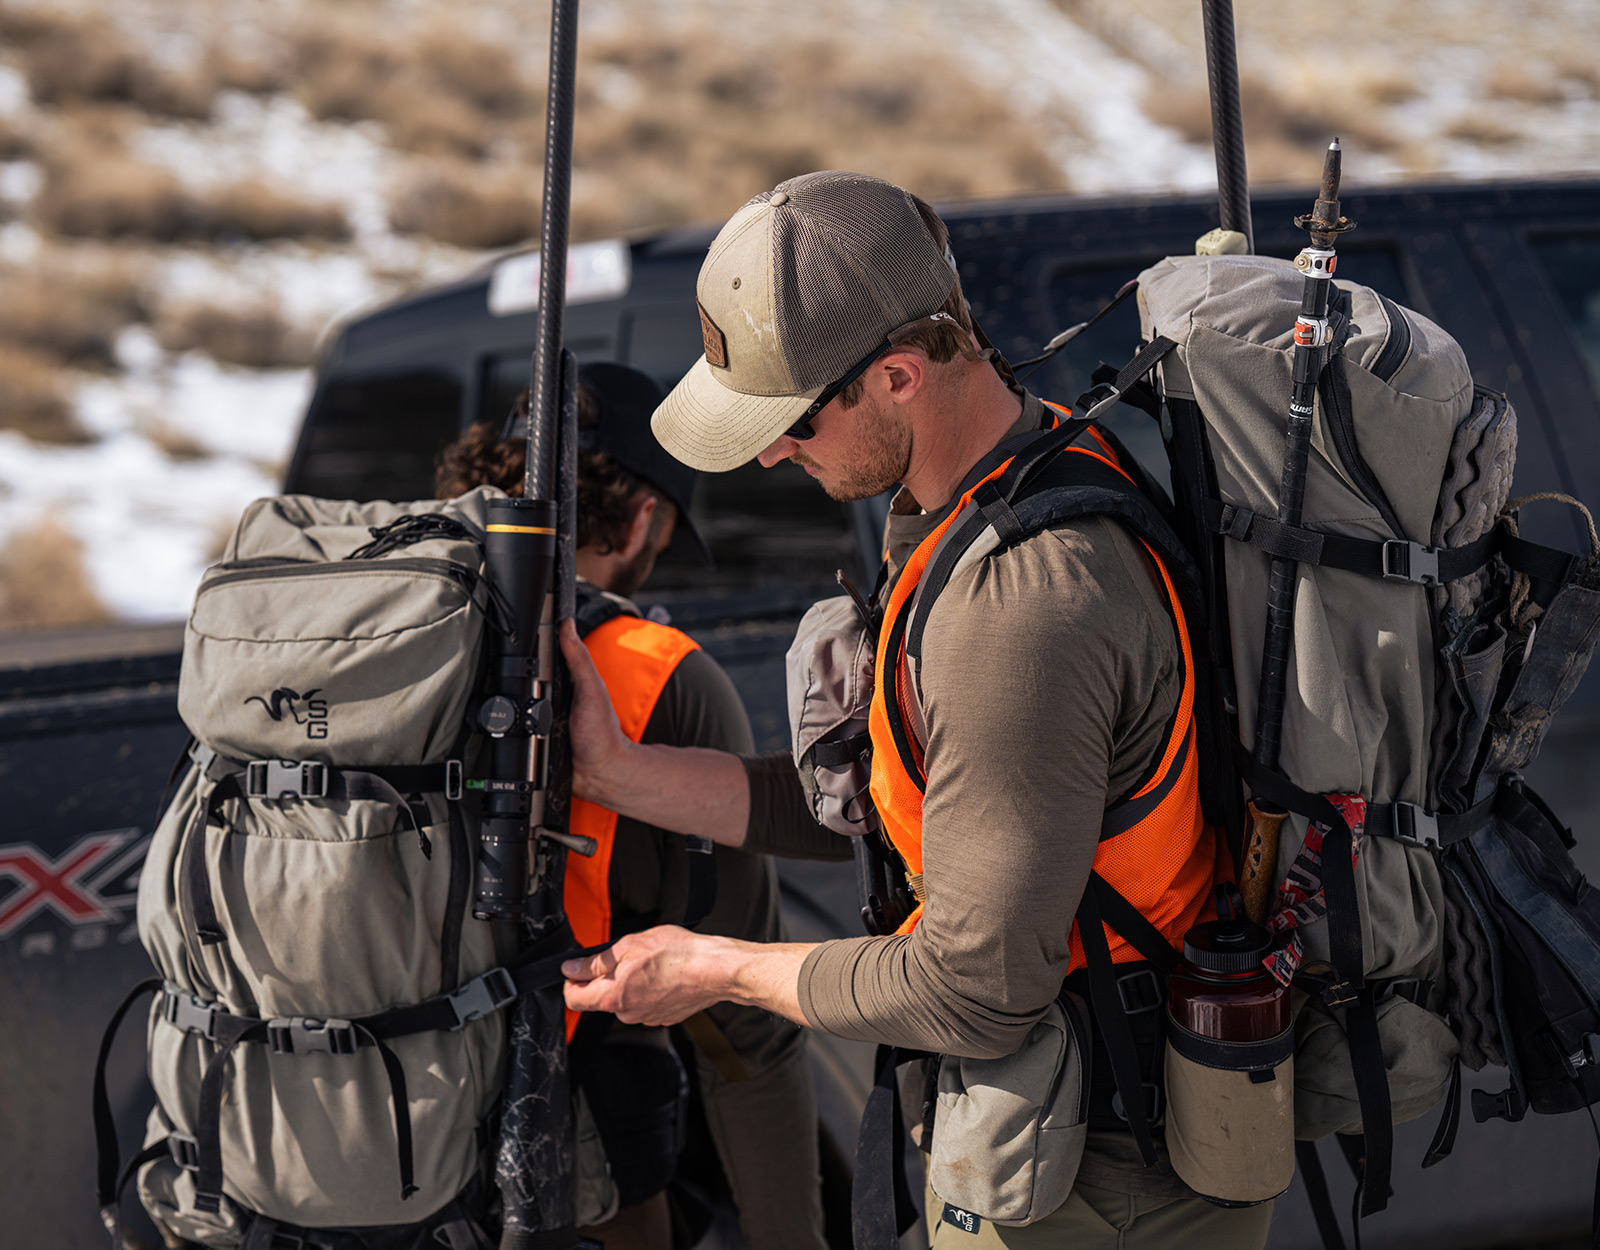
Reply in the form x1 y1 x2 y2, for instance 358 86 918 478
446 967 519 1029
1294 247 1338 279
1293 316 1332 348
267 1016 358 1055
1382 540 1442 586
247 760 329 800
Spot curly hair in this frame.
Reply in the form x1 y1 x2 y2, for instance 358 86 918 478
433 386 662 554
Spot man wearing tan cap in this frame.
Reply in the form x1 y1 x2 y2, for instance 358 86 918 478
558 171 1271 1250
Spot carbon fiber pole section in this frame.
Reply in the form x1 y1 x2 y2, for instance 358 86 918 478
1200 0 1253 253
524 0 580 503
1254 141 1349 771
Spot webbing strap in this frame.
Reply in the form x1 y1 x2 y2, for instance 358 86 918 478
1076 877 1159 1166
1204 499 1501 585
1229 745 1392 1214
1206 501 1582 591
93 978 163 1212
1422 1056 1463 1167
193 1017 417 1214
851 1045 931 1250
680 836 717 931
1297 1140 1349 1250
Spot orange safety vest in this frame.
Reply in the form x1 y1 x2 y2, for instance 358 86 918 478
866 418 1216 971
563 610 700 1036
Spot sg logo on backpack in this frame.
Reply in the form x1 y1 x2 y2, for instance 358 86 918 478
244 686 330 739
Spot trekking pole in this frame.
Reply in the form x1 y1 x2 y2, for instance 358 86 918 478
1199 0 1253 253
1253 140 1353 778
481 4 587 1248
1240 144 1354 921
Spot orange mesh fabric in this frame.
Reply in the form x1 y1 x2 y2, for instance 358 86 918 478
868 427 1215 967
564 614 700 1037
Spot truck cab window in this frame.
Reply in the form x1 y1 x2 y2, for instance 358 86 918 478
1530 234 1600 406
289 371 463 502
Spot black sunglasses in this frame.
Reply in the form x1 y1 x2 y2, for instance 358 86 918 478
782 336 894 441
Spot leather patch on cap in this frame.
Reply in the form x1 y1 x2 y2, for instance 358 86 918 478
698 302 729 369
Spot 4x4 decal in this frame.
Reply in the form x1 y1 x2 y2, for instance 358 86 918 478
0 830 144 940
244 686 329 739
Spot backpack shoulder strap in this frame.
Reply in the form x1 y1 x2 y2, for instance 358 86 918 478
574 582 638 638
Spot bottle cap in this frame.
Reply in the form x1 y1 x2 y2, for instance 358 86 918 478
1182 883 1273 975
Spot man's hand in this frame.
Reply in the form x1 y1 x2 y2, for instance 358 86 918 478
558 617 753 846
562 926 728 1025
563 926 815 1027
560 618 631 804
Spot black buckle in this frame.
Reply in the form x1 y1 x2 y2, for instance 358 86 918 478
1110 1082 1164 1124
1115 967 1164 1015
1322 980 1359 1008
446 967 518 1029
162 987 223 1040
1377 976 1428 1006
246 760 329 800
445 759 464 802
168 1133 201 1171
1389 801 1442 849
1382 539 1441 586
684 834 714 856
267 1016 357 1055
1074 381 1122 423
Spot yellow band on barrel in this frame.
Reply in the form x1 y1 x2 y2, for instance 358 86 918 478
486 524 556 535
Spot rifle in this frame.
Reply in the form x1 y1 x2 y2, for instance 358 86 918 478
473 3 592 1247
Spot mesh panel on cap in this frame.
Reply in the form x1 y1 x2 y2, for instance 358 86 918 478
769 172 955 389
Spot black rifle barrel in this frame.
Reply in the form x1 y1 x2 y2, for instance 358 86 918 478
525 0 581 503
1200 0 1253 252
494 5 582 1250
1254 140 1351 771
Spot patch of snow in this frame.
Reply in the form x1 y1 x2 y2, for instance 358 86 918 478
0 65 27 117
0 356 312 620
0 161 42 206
133 92 396 246
0 221 40 264
153 244 390 334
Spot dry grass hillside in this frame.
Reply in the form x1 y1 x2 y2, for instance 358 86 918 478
0 0 1595 628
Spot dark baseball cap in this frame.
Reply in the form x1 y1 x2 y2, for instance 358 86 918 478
508 361 711 564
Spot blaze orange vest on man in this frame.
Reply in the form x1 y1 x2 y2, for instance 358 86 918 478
563 609 700 1036
866 419 1216 972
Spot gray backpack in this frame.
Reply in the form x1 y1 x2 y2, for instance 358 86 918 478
96 489 525 1248
1103 254 1600 1223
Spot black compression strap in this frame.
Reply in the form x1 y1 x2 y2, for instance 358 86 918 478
1087 875 1180 972
852 1046 931 1250
93 978 163 1207
1100 730 1192 843
1297 1141 1349 1250
679 837 717 930
1203 500 1501 583
1077 878 1159 1166
194 1019 269 1213
1422 1056 1462 1167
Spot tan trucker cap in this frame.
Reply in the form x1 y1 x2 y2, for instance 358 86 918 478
652 170 958 472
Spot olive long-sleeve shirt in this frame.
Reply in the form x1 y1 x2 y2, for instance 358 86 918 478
743 398 1190 1195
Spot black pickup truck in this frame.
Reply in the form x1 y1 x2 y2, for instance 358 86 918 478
6 179 1600 1250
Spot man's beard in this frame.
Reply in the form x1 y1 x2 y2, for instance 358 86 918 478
794 395 911 501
